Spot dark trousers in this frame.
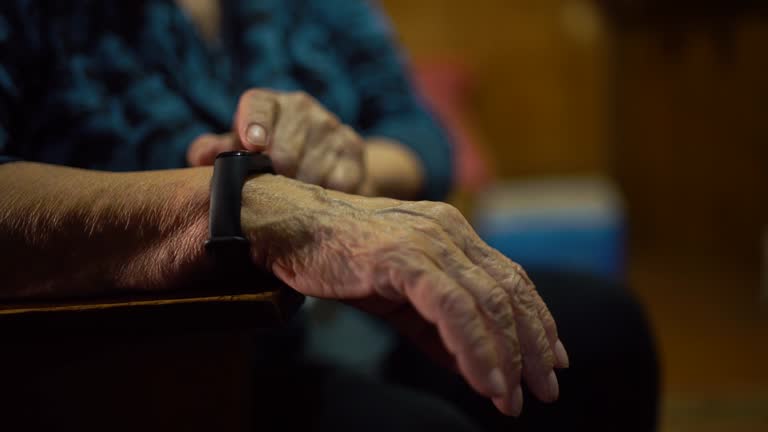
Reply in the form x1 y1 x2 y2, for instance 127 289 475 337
254 271 660 432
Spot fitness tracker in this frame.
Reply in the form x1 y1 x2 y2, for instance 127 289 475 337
205 151 273 267
202 150 304 312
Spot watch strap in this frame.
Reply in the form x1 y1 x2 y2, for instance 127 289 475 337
205 151 273 262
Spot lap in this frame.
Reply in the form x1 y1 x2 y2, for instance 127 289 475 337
247 270 658 432
251 360 481 432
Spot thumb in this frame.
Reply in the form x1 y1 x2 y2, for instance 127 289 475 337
235 89 277 152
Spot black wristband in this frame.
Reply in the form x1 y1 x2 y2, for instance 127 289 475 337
202 150 304 312
205 151 274 266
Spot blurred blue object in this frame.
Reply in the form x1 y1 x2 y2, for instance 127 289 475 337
473 177 626 281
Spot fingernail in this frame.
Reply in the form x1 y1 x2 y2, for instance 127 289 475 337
547 370 560 401
488 368 507 397
554 339 570 368
510 385 523 417
246 124 267 149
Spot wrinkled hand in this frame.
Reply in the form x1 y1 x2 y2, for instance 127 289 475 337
187 89 372 194
244 176 569 416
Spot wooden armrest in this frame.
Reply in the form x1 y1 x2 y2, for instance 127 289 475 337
0 279 305 337
0 278 306 430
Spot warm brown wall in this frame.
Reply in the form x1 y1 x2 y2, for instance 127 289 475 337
381 0 612 178
614 20 768 285
612 20 768 399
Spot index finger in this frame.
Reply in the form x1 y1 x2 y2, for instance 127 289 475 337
235 88 279 151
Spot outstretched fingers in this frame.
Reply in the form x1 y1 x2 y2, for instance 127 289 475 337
397 261 508 400
436 244 526 416
429 204 568 402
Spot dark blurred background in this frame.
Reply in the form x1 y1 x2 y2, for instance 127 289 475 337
378 0 768 430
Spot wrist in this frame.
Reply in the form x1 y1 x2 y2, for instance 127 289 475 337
365 138 425 199
240 174 315 268
111 167 212 292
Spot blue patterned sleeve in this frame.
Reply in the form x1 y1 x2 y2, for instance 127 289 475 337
311 0 454 200
0 2 38 165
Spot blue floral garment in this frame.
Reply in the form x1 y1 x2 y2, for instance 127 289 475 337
0 0 453 199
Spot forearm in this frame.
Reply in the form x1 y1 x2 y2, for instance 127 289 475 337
0 162 212 300
365 138 425 200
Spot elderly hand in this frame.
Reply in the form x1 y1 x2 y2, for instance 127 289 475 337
244 175 570 416
187 89 372 195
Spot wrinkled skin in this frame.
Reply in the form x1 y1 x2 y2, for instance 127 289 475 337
188 87 570 416
242 175 570 417
187 89 373 195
